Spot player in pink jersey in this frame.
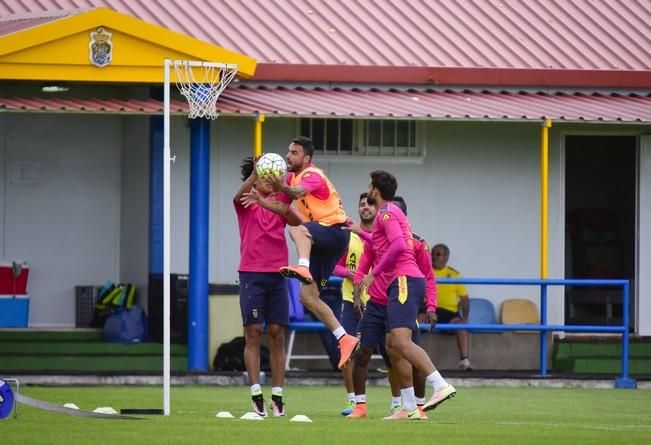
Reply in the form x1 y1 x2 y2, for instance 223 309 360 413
358 170 455 420
332 192 376 415
234 156 301 417
245 137 359 371
347 195 438 419
386 196 437 416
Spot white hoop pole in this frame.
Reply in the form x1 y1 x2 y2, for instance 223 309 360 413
162 59 172 416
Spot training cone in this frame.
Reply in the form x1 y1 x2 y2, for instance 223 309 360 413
240 412 264 420
215 411 235 418
290 414 312 422
63 403 80 410
93 407 117 415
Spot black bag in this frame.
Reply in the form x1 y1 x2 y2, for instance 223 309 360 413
213 336 270 372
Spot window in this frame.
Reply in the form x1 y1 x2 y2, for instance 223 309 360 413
298 118 424 159
300 119 354 153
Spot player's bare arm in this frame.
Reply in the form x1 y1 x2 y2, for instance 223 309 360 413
427 310 438 330
459 295 470 322
241 189 290 216
269 174 306 199
343 222 362 234
360 272 375 290
285 208 304 227
233 166 257 203
352 286 364 319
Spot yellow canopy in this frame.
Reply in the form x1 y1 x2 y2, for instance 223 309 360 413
0 7 256 83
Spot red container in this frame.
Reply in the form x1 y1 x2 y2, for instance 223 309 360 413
0 262 29 295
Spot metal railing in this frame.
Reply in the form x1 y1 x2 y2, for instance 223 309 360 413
288 277 636 388
422 278 636 388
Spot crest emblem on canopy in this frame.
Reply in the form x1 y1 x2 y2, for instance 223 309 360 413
89 27 112 67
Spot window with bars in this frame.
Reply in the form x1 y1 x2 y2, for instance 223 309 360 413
299 118 424 158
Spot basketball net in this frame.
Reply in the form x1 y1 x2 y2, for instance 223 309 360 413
173 61 238 120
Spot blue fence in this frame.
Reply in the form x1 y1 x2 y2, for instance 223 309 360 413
429 278 635 388
289 277 636 388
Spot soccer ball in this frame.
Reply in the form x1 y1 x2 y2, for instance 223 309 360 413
256 153 287 179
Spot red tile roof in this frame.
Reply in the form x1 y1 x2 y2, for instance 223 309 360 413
1 87 649 123
0 10 83 37
0 1 648 86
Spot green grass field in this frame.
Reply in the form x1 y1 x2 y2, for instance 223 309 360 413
2 385 650 445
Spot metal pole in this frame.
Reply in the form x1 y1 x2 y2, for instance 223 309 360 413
539 120 551 378
615 280 636 388
163 59 171 416
188 118 210 370
540 283 548 376
622 281 630 379
254 113 265 157
540 119 551 278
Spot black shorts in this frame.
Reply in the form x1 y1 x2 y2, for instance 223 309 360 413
387 276 425 331
304 222 350 290
436 307 460 324
340 301 360 336
359 301 420 369
239 272 289 326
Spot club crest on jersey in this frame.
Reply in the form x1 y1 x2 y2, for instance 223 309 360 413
382 213 391 221
89 27 112 67
251 309 259 319
320 279 328 287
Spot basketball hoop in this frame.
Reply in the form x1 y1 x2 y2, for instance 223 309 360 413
172 61 238 120
160 59 239 416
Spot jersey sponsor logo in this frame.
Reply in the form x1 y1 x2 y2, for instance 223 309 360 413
348 252 358 270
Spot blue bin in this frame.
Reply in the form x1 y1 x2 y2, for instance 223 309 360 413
0 295 29 327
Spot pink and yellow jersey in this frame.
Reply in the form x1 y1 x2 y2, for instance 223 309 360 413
234 192 292 272
333 232 370 304
354 231 435 309
413 233 438 311
354 242 388 306
370 202 423 285
286 164 347 225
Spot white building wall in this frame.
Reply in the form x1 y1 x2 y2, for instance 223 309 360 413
2 114 121 327
167 119 564 325
210 118 299 285
119 116 150 302
317 121 555 322
112 118 634 329
2 112 647 331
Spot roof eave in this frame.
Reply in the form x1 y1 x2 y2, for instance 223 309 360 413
253 64 651 89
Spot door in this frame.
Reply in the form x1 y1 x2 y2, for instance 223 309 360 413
564 136 636 327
